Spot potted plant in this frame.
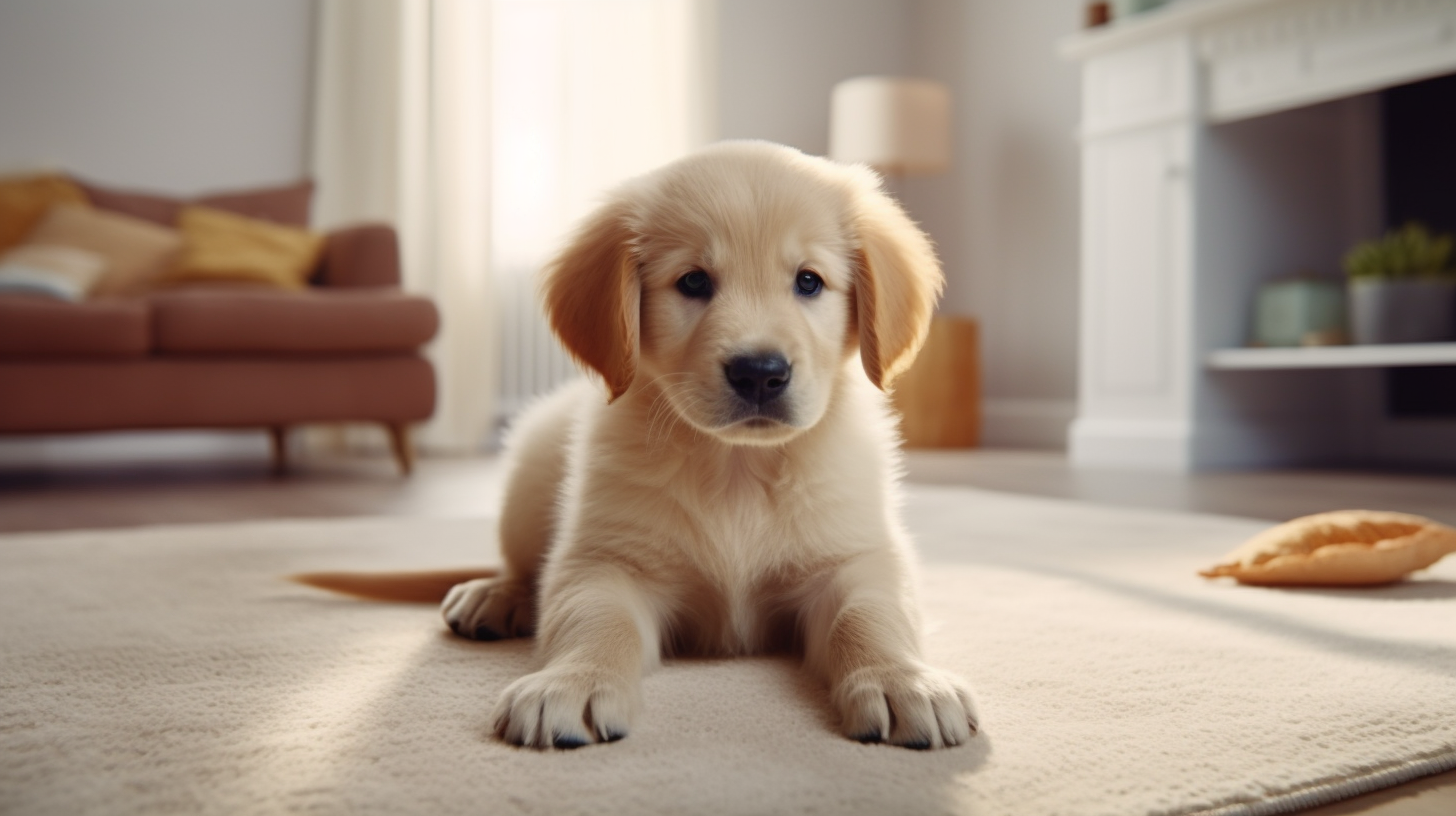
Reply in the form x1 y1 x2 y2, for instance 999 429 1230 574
1343 223 1456 344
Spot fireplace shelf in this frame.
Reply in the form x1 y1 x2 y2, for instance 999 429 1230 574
1061 0 1456 470
1207 342 1456 370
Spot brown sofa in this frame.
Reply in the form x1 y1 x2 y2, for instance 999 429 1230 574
0 180 438 475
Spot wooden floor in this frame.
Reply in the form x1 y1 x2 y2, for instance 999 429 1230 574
1 446 1452 814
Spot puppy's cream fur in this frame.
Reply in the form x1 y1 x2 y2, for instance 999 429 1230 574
442 141 978 750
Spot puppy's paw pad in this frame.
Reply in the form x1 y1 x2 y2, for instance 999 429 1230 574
835 664 979 750
491 668 639 750
441 576 535 640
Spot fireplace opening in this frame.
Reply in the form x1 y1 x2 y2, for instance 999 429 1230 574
1383 72 1456 419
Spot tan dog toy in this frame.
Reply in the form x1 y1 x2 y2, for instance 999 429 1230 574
1200 510 1456 586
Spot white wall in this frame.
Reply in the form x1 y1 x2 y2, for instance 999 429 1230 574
0 0 315 193
717 0 1086 447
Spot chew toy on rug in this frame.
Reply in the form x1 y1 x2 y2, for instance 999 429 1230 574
1199 510 1456 586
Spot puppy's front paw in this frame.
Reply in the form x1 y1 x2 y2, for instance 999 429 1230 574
834 664 979 749
442 576 534 641
491 667 640 749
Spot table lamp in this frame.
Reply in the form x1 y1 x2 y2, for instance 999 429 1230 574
829 76 951 176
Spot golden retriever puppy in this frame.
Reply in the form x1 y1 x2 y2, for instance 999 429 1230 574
442 141 978 750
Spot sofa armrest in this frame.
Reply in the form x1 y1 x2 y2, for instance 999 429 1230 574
315 223 402 288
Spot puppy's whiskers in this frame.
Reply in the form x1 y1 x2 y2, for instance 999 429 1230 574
657 388 715 449
642 373 696 451
651 385 709 450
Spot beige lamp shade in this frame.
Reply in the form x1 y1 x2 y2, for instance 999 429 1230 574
829 76 951 175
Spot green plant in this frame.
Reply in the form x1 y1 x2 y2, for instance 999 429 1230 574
1343 222 1456 280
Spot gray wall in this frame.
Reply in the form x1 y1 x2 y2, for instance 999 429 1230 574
716 0 911 155
717 0 1086 445
0 0 315 193
906 0 1083 444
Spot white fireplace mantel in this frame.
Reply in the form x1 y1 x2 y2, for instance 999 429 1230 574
1060 0 1456 470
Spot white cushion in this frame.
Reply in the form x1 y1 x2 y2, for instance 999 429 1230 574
0 243 107 301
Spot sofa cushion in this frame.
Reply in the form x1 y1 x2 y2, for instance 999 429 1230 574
24 204 184 298
0 174 90 252
165 206 324 290
150 288 439 354
76 178 314 228
0 295 150 357
0 355 434 432
0 244 108 301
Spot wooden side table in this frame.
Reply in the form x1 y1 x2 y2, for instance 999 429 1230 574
889 315 981 448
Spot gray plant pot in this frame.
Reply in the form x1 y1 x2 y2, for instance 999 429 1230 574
1348 278 1456 344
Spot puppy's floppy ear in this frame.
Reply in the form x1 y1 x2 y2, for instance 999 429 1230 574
542 198 640 401
851 178 945 390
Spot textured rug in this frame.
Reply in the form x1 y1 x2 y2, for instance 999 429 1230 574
2 486 1454 816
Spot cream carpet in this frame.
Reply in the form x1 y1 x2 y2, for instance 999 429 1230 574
2 486 1455 816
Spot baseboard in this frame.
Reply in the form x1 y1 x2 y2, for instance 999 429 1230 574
1069 417 1192 470
981 398 1075 450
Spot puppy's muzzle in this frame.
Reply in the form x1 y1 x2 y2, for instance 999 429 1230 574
724 353 791 406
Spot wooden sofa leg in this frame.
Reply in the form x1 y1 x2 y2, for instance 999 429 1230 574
386 423 415 476
269 426 289 475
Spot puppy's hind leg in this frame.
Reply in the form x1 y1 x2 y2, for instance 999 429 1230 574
443 575 536 641
444 384 578 641
442 467 554 639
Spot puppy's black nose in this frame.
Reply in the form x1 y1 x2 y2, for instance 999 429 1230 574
725 353 791 404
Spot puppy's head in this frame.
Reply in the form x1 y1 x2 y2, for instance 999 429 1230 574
543 141 942 446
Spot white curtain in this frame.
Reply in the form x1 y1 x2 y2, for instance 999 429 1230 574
311 0 713 452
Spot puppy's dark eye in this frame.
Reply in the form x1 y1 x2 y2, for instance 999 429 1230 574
677 269 712 299
795 270 824 297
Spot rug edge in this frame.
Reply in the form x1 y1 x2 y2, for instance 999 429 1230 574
1185 749 1456 816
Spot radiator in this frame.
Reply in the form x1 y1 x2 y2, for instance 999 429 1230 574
496 268 581 420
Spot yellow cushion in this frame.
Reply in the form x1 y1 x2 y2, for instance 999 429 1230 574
167 205 323 290
0 174 90 251
23 204 183 298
